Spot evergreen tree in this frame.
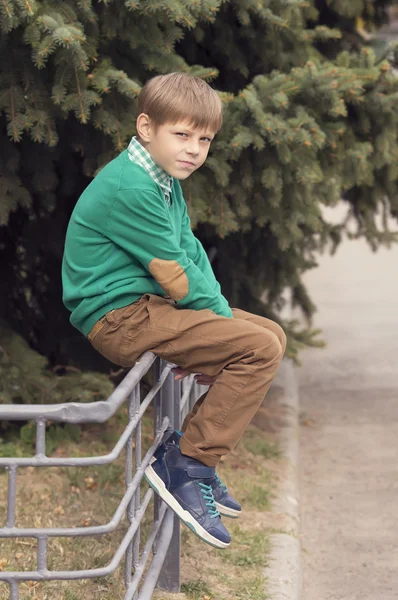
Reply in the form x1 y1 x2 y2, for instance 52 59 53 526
0 0 397 373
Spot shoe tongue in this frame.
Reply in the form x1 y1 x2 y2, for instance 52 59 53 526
186 461 215 479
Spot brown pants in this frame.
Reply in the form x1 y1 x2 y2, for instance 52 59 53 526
88 294 286 467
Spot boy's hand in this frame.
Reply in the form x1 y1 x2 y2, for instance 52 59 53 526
171 366 216 386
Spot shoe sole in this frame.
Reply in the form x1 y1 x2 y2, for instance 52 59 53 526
215 502 241 519
144 465 230 550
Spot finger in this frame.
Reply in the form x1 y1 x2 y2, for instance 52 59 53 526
174 370 191 380
173 367 187 374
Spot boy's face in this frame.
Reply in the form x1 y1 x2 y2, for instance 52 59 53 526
136 115 216 180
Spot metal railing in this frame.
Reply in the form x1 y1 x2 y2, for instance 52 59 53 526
0 351 206 599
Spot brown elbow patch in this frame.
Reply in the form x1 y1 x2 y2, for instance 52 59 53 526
148 258 189 301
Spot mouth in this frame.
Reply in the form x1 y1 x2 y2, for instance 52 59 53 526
178 160 195 168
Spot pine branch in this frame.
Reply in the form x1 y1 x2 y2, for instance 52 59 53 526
74 65 87 123
20 0 35 17
9 82 18 141
1 0 11 18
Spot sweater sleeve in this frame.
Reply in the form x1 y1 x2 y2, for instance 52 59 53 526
109 187 233 318
179 201 232 316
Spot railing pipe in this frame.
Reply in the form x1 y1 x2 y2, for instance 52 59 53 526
0 420 169 541
125 388 135 588
1 488 154 583
137 510 175 600
0 352 157 423
0 355 205 598
155 364 181 593
6 466 17 528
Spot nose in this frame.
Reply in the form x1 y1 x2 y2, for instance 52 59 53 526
186 140 200 156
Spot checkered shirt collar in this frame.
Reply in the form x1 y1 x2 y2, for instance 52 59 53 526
127 136 173 206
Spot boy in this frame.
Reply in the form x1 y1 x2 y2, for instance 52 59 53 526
62 72 286 549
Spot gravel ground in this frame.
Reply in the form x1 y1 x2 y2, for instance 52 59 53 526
297 222 398 600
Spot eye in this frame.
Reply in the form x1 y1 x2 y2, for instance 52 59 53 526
176 132 187 137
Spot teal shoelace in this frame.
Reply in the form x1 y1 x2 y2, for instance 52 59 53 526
215 473 228 492
198 482 220 518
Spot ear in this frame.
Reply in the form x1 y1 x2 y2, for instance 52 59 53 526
136 113 152 142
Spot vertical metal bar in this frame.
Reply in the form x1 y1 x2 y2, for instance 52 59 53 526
153 358 162 436
6 465 17 528
152 358 163 555
180 378 188 424
137 509 175 600
9 581 19 600
173 376 182 433
189 381 195 413
156 364 181 593
125 387 135 588
36 419 46 457
132 384 141 569
37 536 47 572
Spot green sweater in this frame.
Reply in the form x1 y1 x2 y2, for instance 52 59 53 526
62 150 232 336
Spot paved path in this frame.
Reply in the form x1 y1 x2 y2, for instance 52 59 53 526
297 227 398 599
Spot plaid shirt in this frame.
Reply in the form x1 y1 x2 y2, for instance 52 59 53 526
127 136 173 207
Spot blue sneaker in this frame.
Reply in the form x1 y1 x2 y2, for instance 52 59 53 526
152 429 241 519
144 438 231 549
211 473 242 519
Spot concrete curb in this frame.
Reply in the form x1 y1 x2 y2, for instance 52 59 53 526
264 359 302 600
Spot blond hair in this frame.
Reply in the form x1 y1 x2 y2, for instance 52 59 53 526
137 72 223 133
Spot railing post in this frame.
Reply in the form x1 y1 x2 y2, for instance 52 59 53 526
10 581 19 600
155 359 181 593
125 383 141 597
153 358 162 552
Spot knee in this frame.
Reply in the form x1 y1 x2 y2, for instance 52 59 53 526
258 331 284 363
267 321 287 356
276 324 287 356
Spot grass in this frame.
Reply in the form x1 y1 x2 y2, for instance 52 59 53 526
64 592 80 600
215 527 270 567
235 576 269 599
0 395 284 600
244 484 272 510
243 430 281 459
181 579 213 599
